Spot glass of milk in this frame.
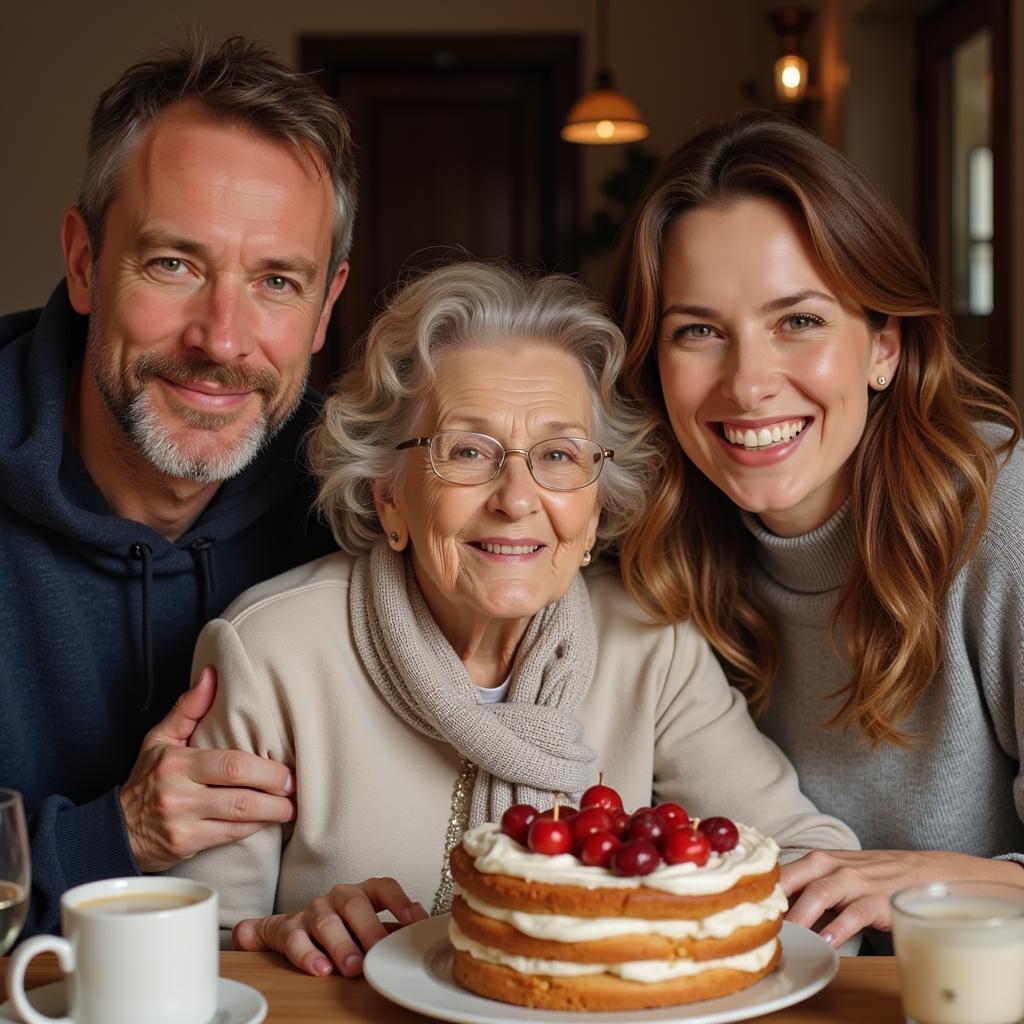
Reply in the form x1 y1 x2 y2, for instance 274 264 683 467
891 881 1024 1024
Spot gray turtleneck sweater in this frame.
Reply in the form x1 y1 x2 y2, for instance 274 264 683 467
742 439 1024 869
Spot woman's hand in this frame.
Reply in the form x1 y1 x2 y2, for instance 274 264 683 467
232 877 429 977
781 849 1024 947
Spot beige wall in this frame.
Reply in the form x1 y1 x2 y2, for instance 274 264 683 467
1 0 776 312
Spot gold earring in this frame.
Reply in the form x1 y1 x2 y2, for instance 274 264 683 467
581 549 592 567
876 376 887 387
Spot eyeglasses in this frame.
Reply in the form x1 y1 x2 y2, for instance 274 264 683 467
396 431 614 491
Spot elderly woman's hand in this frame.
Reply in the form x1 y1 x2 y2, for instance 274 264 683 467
231 877 428 977
781 849 1024 948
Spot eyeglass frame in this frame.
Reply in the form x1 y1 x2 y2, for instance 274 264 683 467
395 431 615 491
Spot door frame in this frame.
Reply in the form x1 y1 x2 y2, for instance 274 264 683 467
916 0 1013 382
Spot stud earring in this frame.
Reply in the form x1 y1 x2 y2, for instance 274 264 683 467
389 531 399 545
876 376 887 387
581 550 592 567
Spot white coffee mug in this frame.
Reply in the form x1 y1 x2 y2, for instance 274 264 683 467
5 876 218 1024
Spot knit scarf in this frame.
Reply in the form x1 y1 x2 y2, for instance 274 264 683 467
349 542 597 827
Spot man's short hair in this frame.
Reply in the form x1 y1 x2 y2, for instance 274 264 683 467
78 34 357 280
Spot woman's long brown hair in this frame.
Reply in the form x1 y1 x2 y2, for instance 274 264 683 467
611 112 1020 746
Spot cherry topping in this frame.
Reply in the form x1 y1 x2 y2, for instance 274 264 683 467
580 778 624 814
654 802 690 829
626 810 667 845
570 806 614 850
528 817 572 856
579 830 621 868
610 811 631 837
500 804 539 846
698 816 740 854
661 827 711 866
537 804 578 821
610 838 660 877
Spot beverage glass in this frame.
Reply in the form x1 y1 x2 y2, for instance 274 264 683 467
891 880 1024 1024
0 789 30 954
5 876 218 1024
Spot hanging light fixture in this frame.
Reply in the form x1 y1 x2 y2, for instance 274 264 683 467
562 0 649 145
768 7 814 105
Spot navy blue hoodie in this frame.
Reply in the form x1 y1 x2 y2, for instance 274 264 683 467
0 283 336 936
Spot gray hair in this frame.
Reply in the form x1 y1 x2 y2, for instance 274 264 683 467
78 34 357 278
308 261 661 554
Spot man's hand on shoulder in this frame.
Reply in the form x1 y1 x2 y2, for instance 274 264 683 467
119 667 296 872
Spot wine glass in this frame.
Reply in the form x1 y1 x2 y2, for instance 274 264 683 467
0 789 30 953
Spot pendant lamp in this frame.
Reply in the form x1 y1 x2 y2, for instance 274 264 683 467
562 0 649 145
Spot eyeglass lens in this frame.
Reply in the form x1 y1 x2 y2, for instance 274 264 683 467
428 431 603 489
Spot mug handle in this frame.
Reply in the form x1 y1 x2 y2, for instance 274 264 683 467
6 934 74 1024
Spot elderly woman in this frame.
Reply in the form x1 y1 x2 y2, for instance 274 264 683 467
171 262 856 977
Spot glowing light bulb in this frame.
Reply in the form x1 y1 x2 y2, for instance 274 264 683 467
595 120 615 139
774 54 809 103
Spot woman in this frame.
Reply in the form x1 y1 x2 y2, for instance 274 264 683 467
171 262 856 976
610 111 1024 951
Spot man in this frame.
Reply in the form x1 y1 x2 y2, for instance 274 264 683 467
0 36 356 936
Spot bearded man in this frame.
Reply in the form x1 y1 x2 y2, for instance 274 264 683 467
0 35 356 937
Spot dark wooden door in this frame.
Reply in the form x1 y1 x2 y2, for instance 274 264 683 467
301 36 580 388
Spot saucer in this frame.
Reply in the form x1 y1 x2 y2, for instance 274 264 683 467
0 976 267 1023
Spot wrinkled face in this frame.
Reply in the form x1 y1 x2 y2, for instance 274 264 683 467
71 101 346 482
657 197 899 536
379 342 602 631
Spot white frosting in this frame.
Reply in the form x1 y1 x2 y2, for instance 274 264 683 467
457 884 788 942
462 822 779 896
449 922 778 982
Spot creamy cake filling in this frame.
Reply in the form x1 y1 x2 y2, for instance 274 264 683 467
456 885 787 941
462 823 779 896
450 922 778 981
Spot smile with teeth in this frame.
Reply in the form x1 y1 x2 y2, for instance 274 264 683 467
477 542 541 555
723 419 808 449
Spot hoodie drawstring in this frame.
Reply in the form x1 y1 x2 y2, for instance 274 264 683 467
130 543 155 712
190 538 218 625
130 538 218 713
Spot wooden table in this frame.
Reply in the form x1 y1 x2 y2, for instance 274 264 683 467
2 951 904 1022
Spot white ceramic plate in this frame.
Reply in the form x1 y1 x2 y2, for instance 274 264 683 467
364 916 838 1024
0 976 267 1024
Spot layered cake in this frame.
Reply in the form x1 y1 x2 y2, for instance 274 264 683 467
448 793 785 1011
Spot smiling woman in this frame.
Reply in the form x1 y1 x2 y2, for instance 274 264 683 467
168 260 857 978
609 111 1024 951
656 196 900 537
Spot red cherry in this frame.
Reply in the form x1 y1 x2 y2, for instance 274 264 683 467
580 783 624 813
537 804 578 821
610 838 661 877
609 811 631 837
500 804 539 846
528 817 572 855
654 802 690 829
570 807 614 850
626 810 667 845
632 806 653 816
698 816 740 854
661 827 711 866
579 831 621 868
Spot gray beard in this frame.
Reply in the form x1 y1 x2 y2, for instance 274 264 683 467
86 307 311 485
119 388 275 484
